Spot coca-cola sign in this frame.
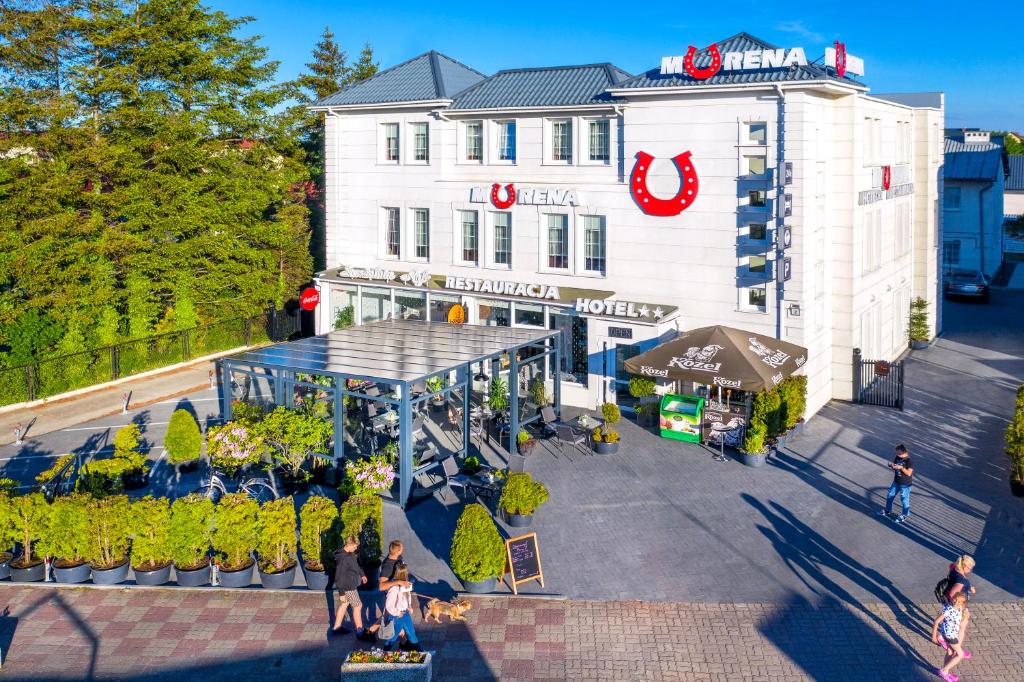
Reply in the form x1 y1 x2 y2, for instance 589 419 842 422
299 287 320 311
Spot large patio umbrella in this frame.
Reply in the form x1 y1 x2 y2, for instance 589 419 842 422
624 325 808 393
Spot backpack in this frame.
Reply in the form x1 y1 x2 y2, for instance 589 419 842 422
934 576 952 604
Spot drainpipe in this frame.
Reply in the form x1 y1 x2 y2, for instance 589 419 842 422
773 84 786 340
978 181 993 277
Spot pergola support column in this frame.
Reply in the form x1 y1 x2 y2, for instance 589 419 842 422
509 350 519 456
461 363 471 456
333 376 344 465
554 340 562 420
221 360 233 421
399 383 413 508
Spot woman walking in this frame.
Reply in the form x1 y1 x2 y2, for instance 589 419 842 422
940 555 976 659
380 563 421 652
931 592 969 681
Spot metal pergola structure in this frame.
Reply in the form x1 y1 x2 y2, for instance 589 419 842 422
220 320 562 507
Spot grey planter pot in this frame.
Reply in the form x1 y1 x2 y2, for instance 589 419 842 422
0 551 12 581
174 562 211 587
175 460 200 474
1010 479 1024 498
743 452 767 467
53 561 92 584
301 561 330 591
910 340 929 350
592 441 619 455
258 562 296 589
461 577 496 594
504 511 534 528
9 558 46 582
133 562 173 586
218 560 255 588
91 558 131 585
341 651 432 682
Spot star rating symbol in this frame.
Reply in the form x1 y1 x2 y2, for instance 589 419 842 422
652 307 664 320
637 305 650 318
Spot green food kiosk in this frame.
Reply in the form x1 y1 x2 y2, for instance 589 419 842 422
659 394 704 442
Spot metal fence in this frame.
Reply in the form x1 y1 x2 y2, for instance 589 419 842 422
852 348 905 410
0 309 303 407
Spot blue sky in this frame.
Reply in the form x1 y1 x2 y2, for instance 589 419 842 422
213 0 1021 131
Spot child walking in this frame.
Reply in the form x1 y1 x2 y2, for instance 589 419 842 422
931 592 969 681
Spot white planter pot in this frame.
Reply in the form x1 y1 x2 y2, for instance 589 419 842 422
341 652 432 681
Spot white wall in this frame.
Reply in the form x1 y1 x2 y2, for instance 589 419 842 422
942 174 1005 277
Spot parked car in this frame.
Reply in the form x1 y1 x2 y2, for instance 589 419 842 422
944 269 989 301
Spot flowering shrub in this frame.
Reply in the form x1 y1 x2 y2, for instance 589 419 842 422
345 455 394 496
207 423 264 477
346 648 426 665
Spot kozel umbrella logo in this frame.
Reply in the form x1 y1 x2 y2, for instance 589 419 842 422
748 338 791 368
630 151 700 217
667 344 725 372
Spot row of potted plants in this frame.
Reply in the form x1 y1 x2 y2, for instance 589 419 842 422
741 375 807 466
35 424 151 496
0 490 349 590
1004 383 1024 497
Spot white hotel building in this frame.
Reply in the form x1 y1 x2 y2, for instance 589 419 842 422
310 33 944 416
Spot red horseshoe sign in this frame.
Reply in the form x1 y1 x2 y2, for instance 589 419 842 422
630 151 700 217
683 44 722 80
490 183 516 209
834 40 847 78
882 165 892 191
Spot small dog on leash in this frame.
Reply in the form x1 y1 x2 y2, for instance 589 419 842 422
424 598 472 623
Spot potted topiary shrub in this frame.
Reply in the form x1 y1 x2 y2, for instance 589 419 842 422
207 422 265 479
169 493 215 587
165 409 202 474
628 376 657 426
1005 384 1024 497
212 492 259 588
9 492 49 582
341 494 383 569
130 495 173 586
741 422 769 467
449 503 505 593
258 407 331 495
0 485 17 580
498 472 549 528
909 297 930 350
517 429 537 456
592 402 622 455
40 493 91 584
528 377 549 409
426 376 446 411
461 455 482 476
113 424 150 490
299 495 338 590
256 496 298 589
85 495 132 584
488 376 509 413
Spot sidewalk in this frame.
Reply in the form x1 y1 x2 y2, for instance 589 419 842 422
0 585 1020 681
0 360 218 447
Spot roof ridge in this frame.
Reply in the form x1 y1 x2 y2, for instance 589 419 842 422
489 62 623 75
428 51 445 98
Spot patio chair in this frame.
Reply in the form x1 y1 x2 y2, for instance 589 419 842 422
538 405 562 438
412 413 425 440
553 423 588 456
438 456 469 502
366 402 379 419
365 384 381 398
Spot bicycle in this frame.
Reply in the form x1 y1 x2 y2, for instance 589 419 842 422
192 468 278 504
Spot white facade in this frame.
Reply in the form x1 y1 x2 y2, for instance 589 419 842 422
312 49 943 417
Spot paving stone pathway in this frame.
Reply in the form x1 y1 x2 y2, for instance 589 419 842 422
0 585 1021 681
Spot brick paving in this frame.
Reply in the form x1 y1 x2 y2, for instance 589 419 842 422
0 585 1022 681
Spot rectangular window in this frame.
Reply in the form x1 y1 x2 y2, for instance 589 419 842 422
748 287 767 309
515 301 545 327
749 223 768 241
383 123 399 161
552 120 572 161
384 207 400 257
895 202 911 256
747 122 767 144
413 208 429 259
583 215 606 274
745 155 767 176
748 190 767 207
862 210 881 272
498 121 516 161
493 212 511 266
943 240 961 266
944 186 961 210
588 120 609 161
465 122 482 161
460 210 478 263
546 214 569 269
748 255 767 274
412 122 429 161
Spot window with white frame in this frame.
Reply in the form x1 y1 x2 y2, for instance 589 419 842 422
498 121 516 161
411 122 429 162
748 190 767 207
744 154 767 176
943 240 961 267
944 186 961 210
863 117 880 164
582 215 606 274
551 119 572 162
745 286 767 311
546 214 569 269
746 122 767 144
384 207 400 257
492 212 511 266
460 210 479 263
748 254 767 274
588 120 610 162
382 123 399 161
412 208 429 259
465 121 483 161
748 223 768 241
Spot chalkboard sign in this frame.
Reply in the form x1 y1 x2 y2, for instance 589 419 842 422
504 533 544 595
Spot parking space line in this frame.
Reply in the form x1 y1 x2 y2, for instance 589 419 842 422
61 417 224 432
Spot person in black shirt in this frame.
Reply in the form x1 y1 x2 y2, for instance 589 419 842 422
358 539 412 642
878 443 914 523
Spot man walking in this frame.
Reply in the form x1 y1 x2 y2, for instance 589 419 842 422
359 539 412 642
878 443 914 523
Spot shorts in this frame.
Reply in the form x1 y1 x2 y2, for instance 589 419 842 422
944 636 959 646
337 589 362 608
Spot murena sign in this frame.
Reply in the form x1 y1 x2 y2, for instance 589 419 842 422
660 45 807 78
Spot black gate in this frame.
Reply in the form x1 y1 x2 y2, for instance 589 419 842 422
853 348 904 410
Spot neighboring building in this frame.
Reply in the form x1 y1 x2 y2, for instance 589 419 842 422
310 33 944 416
1006 154 1024 217
942 131 1005 278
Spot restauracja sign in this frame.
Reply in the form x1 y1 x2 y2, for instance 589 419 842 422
470 183 579 208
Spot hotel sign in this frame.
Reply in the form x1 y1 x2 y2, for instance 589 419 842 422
470 183 579 208
858 183 914 205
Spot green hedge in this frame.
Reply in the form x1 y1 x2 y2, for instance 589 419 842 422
340 495 382 565
743 375 808 453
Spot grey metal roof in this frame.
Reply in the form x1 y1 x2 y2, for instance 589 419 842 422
872 92 943 108
1007 155 1024 191
449 64 632 110
615 32 863 91
944 138 1003 182
313 51 486 107
226 320 557 383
